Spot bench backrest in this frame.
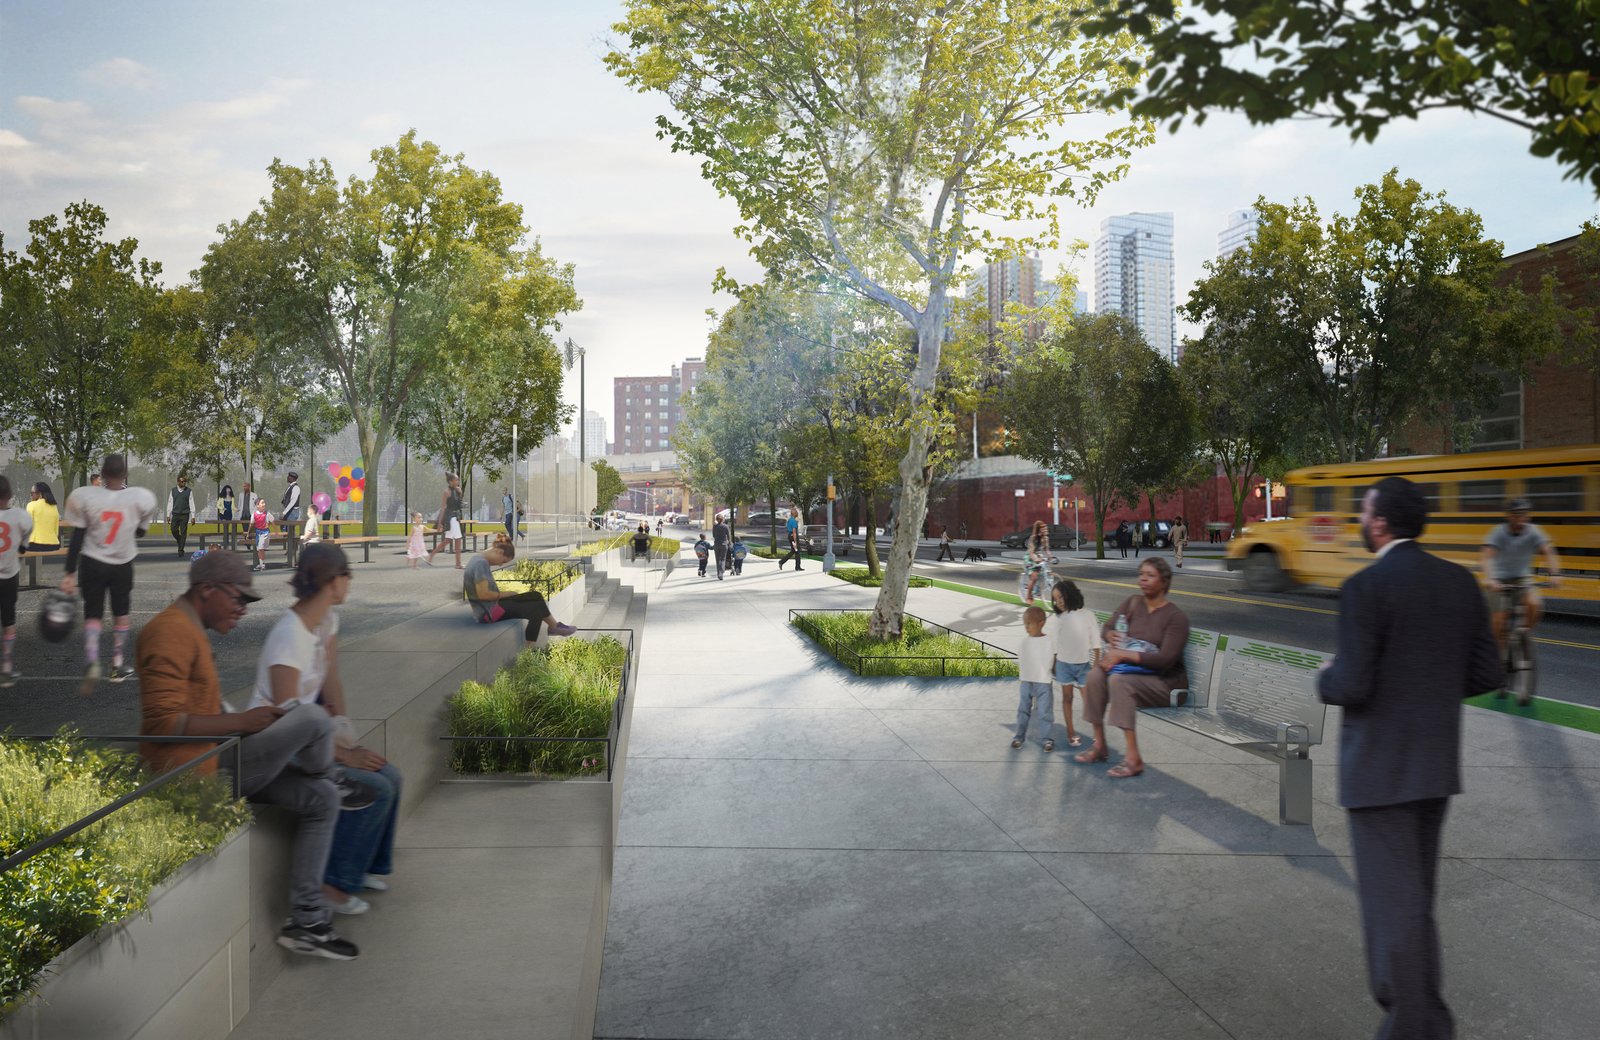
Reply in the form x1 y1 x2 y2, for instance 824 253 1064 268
1092 610 1218 708
1211 635 1329 745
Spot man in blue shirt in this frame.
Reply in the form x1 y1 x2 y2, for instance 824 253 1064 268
777 507 803 571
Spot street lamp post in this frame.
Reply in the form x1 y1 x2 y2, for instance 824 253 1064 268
823 474 836 572
1013 488 1025 530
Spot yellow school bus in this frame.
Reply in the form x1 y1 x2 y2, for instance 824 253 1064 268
1225 446 1600 603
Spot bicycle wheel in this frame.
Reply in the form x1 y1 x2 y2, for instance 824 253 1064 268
1509 629 1537 706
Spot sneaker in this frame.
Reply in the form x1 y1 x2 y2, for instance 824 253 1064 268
329 893 370 915
0 669 19 688
108 664 135 683
549 622 578 637
79 662 103 696
1010 738 1024 750
1043 739 1055 753
361 873 390 892
277 919 360 961
336 775 378 811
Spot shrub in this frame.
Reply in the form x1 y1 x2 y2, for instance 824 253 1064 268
496 558 581 598
791 611 1017 678
572 533 680 558
446 636 628 776
828 566 930 589
0 732 250 1015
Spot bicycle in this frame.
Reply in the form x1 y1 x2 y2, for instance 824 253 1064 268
1495 577 1553 706
1019 555 1060 605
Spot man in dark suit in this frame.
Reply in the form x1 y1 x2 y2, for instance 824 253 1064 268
1317 476 1502 1040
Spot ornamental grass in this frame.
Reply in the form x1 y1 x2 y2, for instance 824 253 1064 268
791 611 1017 678
827 566 930 588
495 558 581 598
571 533 680 558
445 636 628 776
1 732 250 1015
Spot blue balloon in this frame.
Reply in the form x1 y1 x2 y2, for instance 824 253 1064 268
351 467 364 481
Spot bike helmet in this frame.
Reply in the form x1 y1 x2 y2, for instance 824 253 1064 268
38 590 78 643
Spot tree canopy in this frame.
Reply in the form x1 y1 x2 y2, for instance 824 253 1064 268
201 131 579 533
1084 1 1600 192
0 202 161 489
609 0 1151 636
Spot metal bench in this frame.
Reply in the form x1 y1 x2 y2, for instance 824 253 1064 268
1140 632 1328 825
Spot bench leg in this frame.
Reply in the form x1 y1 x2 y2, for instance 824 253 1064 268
363 541 371 564
1279 754 1313 825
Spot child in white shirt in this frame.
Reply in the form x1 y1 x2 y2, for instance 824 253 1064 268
1048 579 1101 748
1013 605 1056 751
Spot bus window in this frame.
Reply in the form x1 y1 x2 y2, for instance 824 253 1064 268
1457 479 1504 512
1413 483 1441 512
1346 486 1367 514
1524 475 1585 512
1312 487 1334 513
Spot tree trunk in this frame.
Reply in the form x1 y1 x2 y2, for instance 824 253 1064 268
357 422 389 536
768 492 778 551
1092 495 1109 560
863 494 881 578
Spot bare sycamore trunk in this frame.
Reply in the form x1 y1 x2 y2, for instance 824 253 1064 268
356 421 390 536
868 308 943 639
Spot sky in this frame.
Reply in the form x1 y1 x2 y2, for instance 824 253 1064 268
4 0 1597 441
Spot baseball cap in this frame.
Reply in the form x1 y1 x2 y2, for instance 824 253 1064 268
189 551 263 601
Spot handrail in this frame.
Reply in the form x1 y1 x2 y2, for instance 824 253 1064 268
441 628 635 781
0 735 244 875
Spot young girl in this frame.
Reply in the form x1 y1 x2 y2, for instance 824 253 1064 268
1048 579 1101 748
252 498 271 572
301 503 321 546
407 512 427 568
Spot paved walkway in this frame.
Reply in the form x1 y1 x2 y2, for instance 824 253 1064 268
595 554 1600 1040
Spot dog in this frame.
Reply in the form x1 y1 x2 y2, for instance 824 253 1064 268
962 546 987 562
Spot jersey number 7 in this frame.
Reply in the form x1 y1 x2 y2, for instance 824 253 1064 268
101 511 124 547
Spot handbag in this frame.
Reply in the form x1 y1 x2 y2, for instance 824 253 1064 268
481 604 507 623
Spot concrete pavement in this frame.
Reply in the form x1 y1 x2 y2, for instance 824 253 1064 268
594 551 1600 1040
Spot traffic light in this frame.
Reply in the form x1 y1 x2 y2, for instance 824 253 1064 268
645 480 653 487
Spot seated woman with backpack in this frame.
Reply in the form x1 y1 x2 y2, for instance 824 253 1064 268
464 535 579 646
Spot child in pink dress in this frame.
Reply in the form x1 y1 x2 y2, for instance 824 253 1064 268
406 512 427 568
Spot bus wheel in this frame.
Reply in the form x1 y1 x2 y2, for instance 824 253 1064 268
1243 549 1289 592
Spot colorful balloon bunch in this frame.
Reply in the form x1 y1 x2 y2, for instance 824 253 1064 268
323 460 368 507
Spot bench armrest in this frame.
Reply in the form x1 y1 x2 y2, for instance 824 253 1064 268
1170 687 1188 708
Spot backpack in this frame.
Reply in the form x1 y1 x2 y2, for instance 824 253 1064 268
733 543 747 559
695 542 709 559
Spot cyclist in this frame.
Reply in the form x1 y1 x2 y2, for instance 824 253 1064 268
1480 497 1562 649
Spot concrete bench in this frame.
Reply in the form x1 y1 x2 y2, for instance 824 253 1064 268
21 547 70 589
1139 631 1329 826
323 535 381 563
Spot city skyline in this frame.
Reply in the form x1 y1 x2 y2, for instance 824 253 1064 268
3 1 1595 436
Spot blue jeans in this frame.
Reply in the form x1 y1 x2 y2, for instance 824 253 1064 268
1015 680 1054 741
324 761 402 893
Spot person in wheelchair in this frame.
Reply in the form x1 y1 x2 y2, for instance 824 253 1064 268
1480 497 1563 650
631 523 651 561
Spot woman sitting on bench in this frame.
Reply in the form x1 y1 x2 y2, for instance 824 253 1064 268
1074 557 1190 779
463 535 578 645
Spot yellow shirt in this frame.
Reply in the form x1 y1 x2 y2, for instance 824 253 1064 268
26 499 60 547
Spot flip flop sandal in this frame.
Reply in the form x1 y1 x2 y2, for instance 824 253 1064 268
1067 735 1084 747
1107 762 1144 779
1074 748 1107 764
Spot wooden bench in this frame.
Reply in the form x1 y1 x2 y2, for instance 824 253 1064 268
323 535 381 563
22 548 70 590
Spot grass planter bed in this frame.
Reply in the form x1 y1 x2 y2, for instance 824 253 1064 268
445 636 630 778
2 733 251 1034
790 610 1018 678
573 533 679 559
828 566 929 589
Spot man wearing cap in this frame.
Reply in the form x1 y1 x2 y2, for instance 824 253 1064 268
136 551 368 961
1481 497 1563 650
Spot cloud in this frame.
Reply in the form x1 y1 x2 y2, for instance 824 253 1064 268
81 57 154 90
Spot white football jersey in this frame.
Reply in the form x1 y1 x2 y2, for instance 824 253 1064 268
0 505 33 580
63 485 158 566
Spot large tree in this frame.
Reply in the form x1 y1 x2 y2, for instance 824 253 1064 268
1001 314 1174 558
1085 1 1600 192
609 0 1151 637
1177 331 1291 533
0 202 160 489
200 131 580 533
1184 172 1562 463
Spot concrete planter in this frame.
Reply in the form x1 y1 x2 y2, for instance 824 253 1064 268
540 571 586 645
2 829 251 1040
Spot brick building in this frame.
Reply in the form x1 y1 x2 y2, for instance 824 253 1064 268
612 358 706 456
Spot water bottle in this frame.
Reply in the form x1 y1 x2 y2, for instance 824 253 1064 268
1114 613 1128 649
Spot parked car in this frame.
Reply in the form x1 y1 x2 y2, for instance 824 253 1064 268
1103 520 1173 549
744 511 782 529
998 524 1085 551
799 525 849 553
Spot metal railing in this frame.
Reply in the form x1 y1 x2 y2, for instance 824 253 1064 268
441 628 636 782
0 735 244 876
788 609 1018 678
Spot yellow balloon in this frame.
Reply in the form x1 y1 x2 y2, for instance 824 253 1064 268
350 487 364 503
340 465 353 479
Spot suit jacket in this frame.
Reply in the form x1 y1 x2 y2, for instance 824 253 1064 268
1317 540 1502 809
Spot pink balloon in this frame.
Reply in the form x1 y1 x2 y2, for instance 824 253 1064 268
326 462 342 478
337 488 350 502
313 492 332 513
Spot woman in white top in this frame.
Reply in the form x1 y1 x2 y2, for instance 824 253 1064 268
1047 579 1101 748
252 543 402 914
